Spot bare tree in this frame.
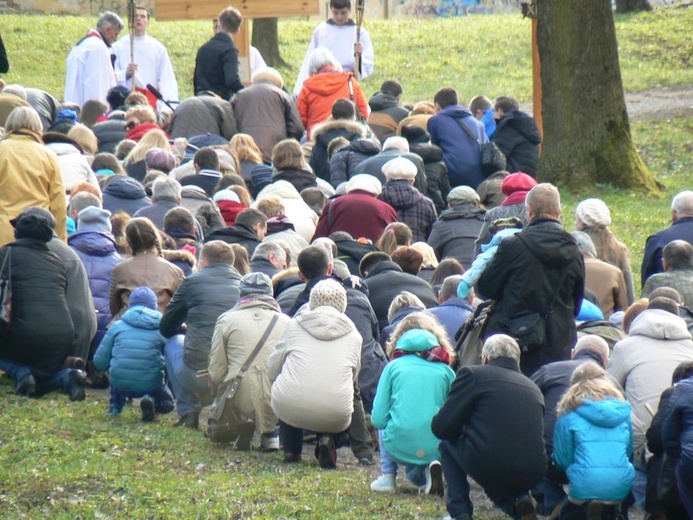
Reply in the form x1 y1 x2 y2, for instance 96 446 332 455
251 18 287 68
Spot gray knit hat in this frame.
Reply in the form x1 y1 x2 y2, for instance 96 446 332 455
447 186 480 206
309 279 347 312
240 272 273 296
78 207 112 232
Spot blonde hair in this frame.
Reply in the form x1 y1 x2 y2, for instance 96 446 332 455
124 129 171 166
228 185 252 208
230 133 263 164
68 124 99 155
255 196 285 217
377 222 412 256
385 312 454 362
125 104 156 124
272 139 306 170
229 243 250 275
388 291 425 324
411 242 439 269
557 361 625 416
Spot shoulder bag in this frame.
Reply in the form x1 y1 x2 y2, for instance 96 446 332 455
453 117 506 176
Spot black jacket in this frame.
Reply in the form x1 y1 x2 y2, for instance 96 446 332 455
160 263 241 370
271 167 317 193
409 142 450 213
309 119 368 181
93 113 126 154
493 110 541 176
357 149 428 196
477 219 585 376
194 32 243 100
432 357 547 496
205 222 260 256
329 138 381 188
427 204 486 268
363 260 438 330
335 239 379 276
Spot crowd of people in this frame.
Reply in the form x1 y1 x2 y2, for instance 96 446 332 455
2 2 693 519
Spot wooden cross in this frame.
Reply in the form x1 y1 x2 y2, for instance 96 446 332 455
155 0 320 82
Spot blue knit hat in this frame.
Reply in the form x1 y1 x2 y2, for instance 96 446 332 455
129 286 157 310
77 207 112 232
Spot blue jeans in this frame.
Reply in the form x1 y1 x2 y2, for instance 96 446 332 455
109 386 175 414
164 335 212 417
0 358 71 396
533 477 567 514
378 431 428 487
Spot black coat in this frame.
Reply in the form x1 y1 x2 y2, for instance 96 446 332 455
477 219 585 376
493 110 541 176
335 239 379 276
309 119 368 181
409 142 450 213
205 222 260 256
363 260 438 330
271 167 317 193
329 138 381 188
0 239 74 378
93 115 126 154
432 357 547 496
427 204 486 268
193 32 243 100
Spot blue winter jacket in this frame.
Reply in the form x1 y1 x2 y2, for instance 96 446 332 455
663 377 693 464
93 305 166 393
553 398 635 501
427 105 488 188
68 230 122 346
426 297 473 343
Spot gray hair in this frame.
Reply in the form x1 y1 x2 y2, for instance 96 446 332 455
574 334 610 366
672 191 693 218
5 106 42 134
152 177 182 200
440 275 463 301
68 192 102 218
481 334 521 364
97 11 125 31
382 136 409 153
3 84 27 100
251 241 287 263
308 47 342 77
571 230 597 256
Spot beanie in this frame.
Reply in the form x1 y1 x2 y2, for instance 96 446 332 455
58 108 77 121
309 278 347 312
77 206 112 232
66 217 76 235
145 147 176 173
240 272 273 296
382 156 417 181
346 174 381 196
447 186 480 206
129 286 157 310
251 165 274 189
251 67 284 89
213 189 241 204
576 198 612 228
501 172 538 196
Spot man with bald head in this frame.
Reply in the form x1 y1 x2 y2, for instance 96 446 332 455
642 239 693 306
642 191 693 285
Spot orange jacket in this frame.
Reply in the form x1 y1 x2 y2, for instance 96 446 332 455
297 67 369 139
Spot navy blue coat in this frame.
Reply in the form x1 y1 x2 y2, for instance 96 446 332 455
102 176 152 217
642 216 693 286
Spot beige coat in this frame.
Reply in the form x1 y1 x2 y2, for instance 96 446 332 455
0 130 67 247
208 299 290 434
583 225 635 305
109 250 184 321
583 253 629 318
269 305 361 433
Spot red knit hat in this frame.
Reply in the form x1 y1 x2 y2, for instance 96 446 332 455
501 172 538 196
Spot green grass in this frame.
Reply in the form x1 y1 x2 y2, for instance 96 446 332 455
1 8 692 102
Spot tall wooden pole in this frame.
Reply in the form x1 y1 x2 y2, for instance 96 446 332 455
531 0 543 138
234 22 251 85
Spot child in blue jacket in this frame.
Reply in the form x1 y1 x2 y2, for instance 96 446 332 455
370 313 455 496
94 286 174 422
553 361 634 519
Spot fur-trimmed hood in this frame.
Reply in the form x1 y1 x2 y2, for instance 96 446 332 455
311 119 368 143
162 249 196 269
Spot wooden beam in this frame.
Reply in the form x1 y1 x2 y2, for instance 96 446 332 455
531 0 543 139
155 0 320 21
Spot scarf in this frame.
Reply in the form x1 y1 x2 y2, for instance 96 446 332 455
391 346 451 365
502 191 529 206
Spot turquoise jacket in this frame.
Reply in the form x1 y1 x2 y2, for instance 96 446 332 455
93 305 166 393
553 398 635 501
371 329 455 465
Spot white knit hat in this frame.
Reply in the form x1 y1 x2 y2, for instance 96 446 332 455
576 198 611 227
382 157 417 181
213 189 240 203
346 174 382 196
309 279 347 313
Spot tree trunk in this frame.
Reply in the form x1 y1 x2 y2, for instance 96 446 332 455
614 0 651 13
537 0 658 193
251 18 287 68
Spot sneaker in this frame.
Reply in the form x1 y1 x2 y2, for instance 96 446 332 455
15 373 36 397
66 369 86 402
370 474 396 493
425 460 445 497
515 494 537 520
260 432 280 452
235 421 255 451
317 435 337 469
140 395 155 422
358 455 375 466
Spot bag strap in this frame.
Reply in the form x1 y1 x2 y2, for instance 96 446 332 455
347 74 355 102
515 233 570 313
237 313 280 379
451 116 481 145
327 199 335 230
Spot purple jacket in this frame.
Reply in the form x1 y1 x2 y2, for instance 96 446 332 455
377 180 437 242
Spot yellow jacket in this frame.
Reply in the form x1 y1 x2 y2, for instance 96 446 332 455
0 130 67 246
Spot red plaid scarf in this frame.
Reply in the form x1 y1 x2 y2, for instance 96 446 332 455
391 346 451 365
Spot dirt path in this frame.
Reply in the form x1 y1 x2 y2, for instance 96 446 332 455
519 85 693 121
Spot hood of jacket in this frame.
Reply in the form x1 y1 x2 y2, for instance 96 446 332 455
439 204 486 222
256 179 301 200
518 219 581 268
303 70 354 97
311 118 368 143
267 215 296 234
209 222 258 241
68 230 119 256
104 176 148 200
379 180 424 210
347 138 381 156
272 167 317 184
46 141 82 157
368 92 400 111
497 110 542 144
181 185 212 201
394 328 441 353
629 308 692 341
121 306 162 330
296 305 354 340
409 142 443 163
574 398 631 429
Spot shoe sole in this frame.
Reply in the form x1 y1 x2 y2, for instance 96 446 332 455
426 461 444 497
318 437 337 469
68 371 86 402
140 398 155 422
370 481 396 493
516 496 537 520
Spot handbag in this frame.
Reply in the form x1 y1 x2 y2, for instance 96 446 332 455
207 314 280 443
0 248 12 341
454 117 506 176
504 234 569 354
